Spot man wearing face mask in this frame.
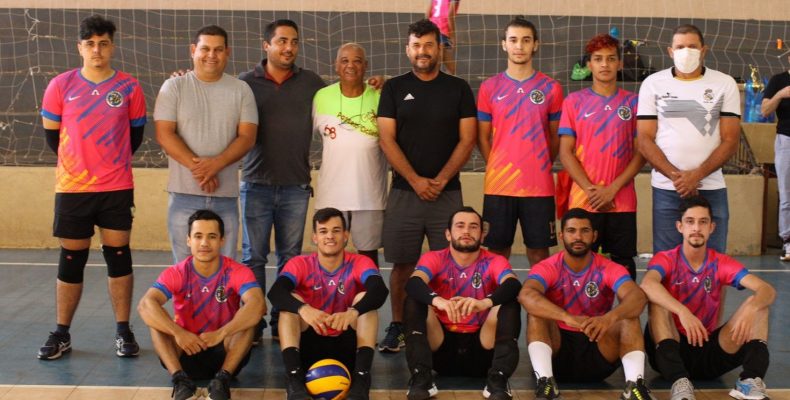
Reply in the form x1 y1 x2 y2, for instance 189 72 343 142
636 24 741 254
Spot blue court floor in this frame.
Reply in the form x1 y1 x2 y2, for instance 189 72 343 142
0 248 788 395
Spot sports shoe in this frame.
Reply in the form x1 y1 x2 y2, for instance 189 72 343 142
115 330 140 357
670 377 696 400
534 376 561 400
171 370 198 400
621 378 657 400
780 241 790 262
207 370 232 400
729 377 768 400
37 332 71 360
482 370 512 399
378 322 405 353
406 368 438 400
346 370 371 400
285 368 311 400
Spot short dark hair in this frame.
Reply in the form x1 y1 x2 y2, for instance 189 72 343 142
673 24 705 47
447 206 483 230
678 195 712 220
79 15 116 41
188 209 225 238
560 208 594 231
502 16 538 41
313 207 347 232
407 19 440 43
264 19 299 44
193 24 228 47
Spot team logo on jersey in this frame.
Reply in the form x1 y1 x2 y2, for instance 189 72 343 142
105 90 123 107
214 285 228 303
584 281 600 298
460 272 467 279
703 88 714 102
471 272 482 289
337 279 345 295
703 276 712 293
529 89 545 104
617 106 632 121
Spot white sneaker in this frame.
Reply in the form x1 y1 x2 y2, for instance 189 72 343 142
670 377 695 400
780 241 790 262
729 377 768 400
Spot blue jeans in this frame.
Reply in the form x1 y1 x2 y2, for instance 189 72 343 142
776 134 790 241
167 193 239 264
652 187 729 253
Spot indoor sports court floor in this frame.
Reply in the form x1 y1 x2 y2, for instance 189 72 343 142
0 249 788 399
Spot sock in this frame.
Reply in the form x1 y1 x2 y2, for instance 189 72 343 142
55 324 70 337
621 350 646 382
491 301 521 377
354 346 374 373
403 296 431 372
282 346 302 373
116 321 131 334
655 339 688 382
527 341 554 378
740 340 769 380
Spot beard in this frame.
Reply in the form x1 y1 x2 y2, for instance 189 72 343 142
451 237 481 253
563 240 591 258
412 55 438 74
687 235 707 248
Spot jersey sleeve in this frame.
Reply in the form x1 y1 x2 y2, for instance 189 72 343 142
764 74 783 99
548 80 564 121
239 83 259 125
721 76 742 117
280 257 306 286
376 80 397 119
477 79 493 122
489 255 515 284
603 260 632 294
153 78 178 122
636 77 658 118
41 76 63 122
646 252 672 281
229 261 260 297
353 254 382 285
128 79 148 127
459 79 477 118
557 95 577 137
526 260 557 291
716 253 750 290
415 251 442 282
152 266 182 300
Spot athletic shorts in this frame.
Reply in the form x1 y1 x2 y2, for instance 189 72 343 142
553 329 620 382
300 328 358 372
432 325 494 377
588 212 637 259
645 324 745 380
482 195 557 249
383 189 462 264
342 210 383 251
53 189 134 239
162 344 250 380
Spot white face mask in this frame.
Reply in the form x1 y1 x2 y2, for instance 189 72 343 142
672 48 701 74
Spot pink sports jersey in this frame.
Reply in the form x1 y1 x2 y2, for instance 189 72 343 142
527 251 631 332
281 252 381 337
558 88 638 212
416 248 514 333
41 69 147 193
647 246 749 336
153 256 260 334
478 71 563 197
428 0 459 36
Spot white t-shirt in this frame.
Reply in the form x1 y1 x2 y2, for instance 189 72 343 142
637 67 741 190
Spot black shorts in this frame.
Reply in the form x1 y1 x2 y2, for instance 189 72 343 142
432 325 494 377
162 344 251 380
53 189 134 239
588 212 637 274
482 195 557 249
300 328 357 372
553 329 620 383
645 324 745 380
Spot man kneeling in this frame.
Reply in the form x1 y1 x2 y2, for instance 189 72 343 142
138 210 265 400
404 207 522 400
268 207 389 400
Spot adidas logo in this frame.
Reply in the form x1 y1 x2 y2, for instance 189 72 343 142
404 93 415 101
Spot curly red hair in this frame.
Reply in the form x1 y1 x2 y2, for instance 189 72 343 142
585 34 620 57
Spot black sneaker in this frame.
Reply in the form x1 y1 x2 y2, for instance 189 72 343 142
483 370 512 399
252 330 263 346
285 368 311 400
207 370 232 400
621 377 656 400
115 330 140 357
406 368 438 400
346 370 371 400
37 332 71 360
377 322 405 353
171 371 198 400
535 376 561 400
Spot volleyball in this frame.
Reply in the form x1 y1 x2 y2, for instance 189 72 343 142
305 359 351 400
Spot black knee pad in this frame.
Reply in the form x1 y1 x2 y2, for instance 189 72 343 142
58 247 89 283
102 245 133 278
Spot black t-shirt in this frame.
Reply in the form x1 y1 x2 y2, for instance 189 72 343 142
764 71 790 136
377 71 476 191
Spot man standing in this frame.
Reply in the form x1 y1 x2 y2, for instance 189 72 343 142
313 43 387 266
426 0 460 75
641 196 775 400
138 210 265 400
520 208 655 400
477 16 563 266
38 14 146 360
637 24 741 253
155 25 258 263
558 34 644 279
377 19 477 353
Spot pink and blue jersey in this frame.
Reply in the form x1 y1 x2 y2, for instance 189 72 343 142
558 88 638 212
478 71 563 197
281 252 380 337
416 248 514 333
41 69 147 193
647 246 749 336
153 256 259 334
527 252 631 332
428 0 459 36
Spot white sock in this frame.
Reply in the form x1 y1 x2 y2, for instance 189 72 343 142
528 341 554 378
621 350 646 383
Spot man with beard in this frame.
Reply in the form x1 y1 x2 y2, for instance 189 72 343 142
402 207 521 400
267 208 389 400
520 208 654 400
640 196 775 400
377 18 477 354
